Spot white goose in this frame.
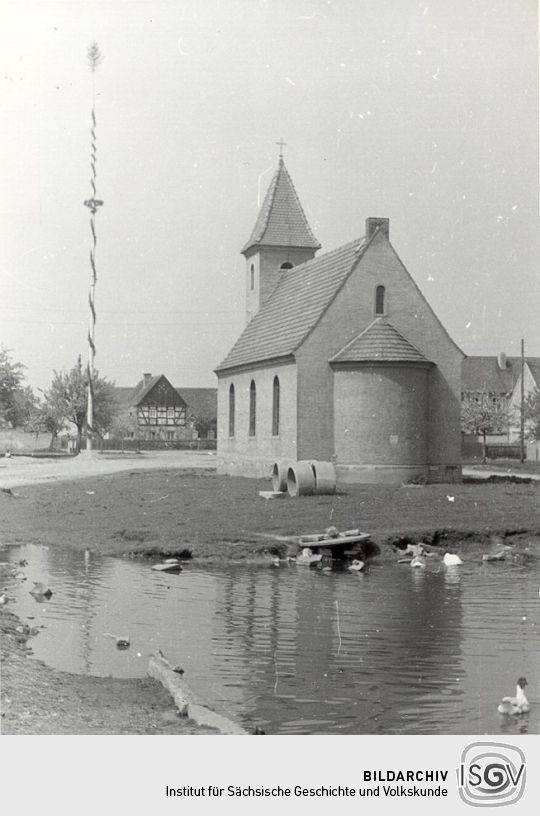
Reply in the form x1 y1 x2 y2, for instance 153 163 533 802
497 677 529 715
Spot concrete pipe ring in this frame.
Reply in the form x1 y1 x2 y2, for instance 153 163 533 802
272 461 289 493
310 460 337 495
287 461 316 497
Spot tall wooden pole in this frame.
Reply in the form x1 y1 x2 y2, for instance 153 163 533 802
83 43 104 452
520 338 525 463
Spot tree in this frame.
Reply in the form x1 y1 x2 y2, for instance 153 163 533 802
110 411 139 452
0 346 25 428
192 415 217 439
461 392 509 462
42 357 120 451
522 388 540 442
13 385 40 429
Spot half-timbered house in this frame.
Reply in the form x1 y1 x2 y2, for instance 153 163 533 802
115 373 217 441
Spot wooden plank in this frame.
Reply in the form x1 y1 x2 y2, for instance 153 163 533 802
301 533 370 549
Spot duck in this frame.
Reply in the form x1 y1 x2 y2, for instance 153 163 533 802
443 553 463 566
104 632 131 649
497 677 529 715
404 542 427 558
348 559 365 572
29 582 53 600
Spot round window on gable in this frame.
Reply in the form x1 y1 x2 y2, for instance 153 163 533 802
280 262 294 270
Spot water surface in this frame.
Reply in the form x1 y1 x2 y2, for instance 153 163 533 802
2 543 538 735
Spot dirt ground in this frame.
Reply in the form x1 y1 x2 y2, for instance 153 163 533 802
0 606 217 735
1 453 540 735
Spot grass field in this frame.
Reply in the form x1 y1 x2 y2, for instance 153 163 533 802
2 468 540 559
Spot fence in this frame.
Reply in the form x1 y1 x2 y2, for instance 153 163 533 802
59 437 217 452
98 437 217 452
461 437 522 460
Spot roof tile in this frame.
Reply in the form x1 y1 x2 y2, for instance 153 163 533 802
242 159 320 253
330 317 430 364
216 238 365 371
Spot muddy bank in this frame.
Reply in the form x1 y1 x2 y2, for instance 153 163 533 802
0 604 218 735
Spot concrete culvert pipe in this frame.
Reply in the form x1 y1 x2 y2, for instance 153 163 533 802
310 460 337 495
287 462 316 497
272 461 289 493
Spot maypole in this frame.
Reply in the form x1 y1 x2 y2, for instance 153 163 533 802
83 42 104 452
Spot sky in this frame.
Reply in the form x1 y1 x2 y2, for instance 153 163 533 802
1 0 539 391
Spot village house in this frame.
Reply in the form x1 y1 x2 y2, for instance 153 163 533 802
215 157 464 484
462 354 540 446
114 374 217 442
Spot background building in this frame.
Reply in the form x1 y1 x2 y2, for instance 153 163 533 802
115 373 217 442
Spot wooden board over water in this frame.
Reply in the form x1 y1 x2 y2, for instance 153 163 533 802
299 533 370 549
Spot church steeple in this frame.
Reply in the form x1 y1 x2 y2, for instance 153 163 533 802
243 154 320 323
242 158 320 256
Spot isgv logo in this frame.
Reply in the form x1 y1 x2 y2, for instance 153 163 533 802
458 742 526 807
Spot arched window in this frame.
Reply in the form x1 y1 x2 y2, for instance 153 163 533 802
250 264 255 290
375 285 385 315
280 261 293 270
272 376 280 436
228 384 235 437
249 380 256 436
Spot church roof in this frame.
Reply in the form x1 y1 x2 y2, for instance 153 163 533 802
216 237 367 372
242 159 321 254
329 317 431 364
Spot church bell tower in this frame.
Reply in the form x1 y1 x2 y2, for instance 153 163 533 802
242 146 320 323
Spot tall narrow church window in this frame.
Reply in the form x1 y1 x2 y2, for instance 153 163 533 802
250 264 255 290
228 384 235 437
272 376 280 436
249 380 256 436
375 285 386 315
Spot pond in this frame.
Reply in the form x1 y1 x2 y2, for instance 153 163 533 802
2 543 539 735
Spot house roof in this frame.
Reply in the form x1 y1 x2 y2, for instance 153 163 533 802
115 386 138 407
176 388 217 421
114 379 217 420
216 237 367 372
461 356 540 394
526 361 540 387
329 317 431 364
242 159 321 254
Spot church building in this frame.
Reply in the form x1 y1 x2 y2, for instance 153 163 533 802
215 157 464 484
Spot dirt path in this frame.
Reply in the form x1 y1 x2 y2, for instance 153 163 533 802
0 449 216 490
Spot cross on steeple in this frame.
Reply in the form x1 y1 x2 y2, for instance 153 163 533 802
276 138 287 159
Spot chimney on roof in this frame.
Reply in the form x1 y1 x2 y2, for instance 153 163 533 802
366 217 389 240
143 372 152 386
497 353 507 371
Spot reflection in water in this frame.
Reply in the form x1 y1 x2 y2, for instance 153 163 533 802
2 544 539 735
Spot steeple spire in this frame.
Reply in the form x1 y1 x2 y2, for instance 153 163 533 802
242 156 320 256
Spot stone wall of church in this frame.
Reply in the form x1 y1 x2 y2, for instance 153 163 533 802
295 230 463 483
245 246 318 324
333 364 430 483
216 362 298 477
